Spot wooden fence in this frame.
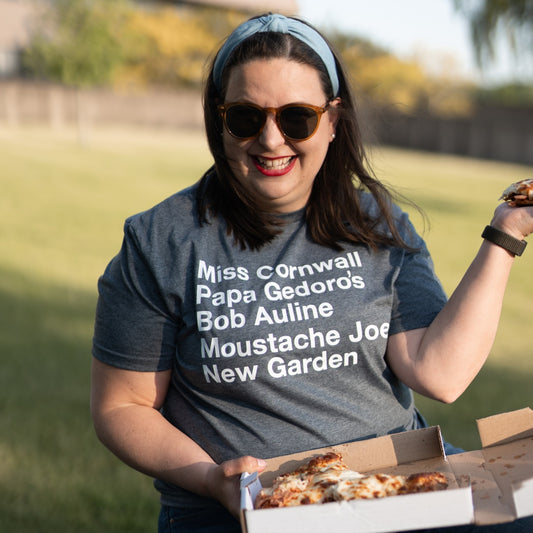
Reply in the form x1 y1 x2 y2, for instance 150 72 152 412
375 105 533 166
1 80 532 166
0 81 204 131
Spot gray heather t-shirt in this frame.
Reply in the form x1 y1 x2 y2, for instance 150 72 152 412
92 182 448 508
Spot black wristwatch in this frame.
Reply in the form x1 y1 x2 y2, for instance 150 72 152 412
481 225 527 257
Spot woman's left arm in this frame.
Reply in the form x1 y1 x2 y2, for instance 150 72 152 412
387 202 533 403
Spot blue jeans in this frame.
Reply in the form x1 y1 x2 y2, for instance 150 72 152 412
158 503 533 533
158 504 241 533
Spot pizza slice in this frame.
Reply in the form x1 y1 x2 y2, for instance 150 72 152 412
255 452 448 509
500 178 533 206
255 452 352 508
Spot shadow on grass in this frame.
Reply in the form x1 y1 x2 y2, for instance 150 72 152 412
416 362 533 452
0 266 158 533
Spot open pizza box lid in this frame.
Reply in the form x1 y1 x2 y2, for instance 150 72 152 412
448 407 533 526
240 425 474 533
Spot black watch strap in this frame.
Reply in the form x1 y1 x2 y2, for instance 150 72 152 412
482 225 527 256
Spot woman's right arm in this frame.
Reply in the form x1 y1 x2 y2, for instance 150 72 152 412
90 357 265 517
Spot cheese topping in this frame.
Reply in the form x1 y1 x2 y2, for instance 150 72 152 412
255 452 448 509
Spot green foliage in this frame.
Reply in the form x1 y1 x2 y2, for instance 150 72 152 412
23 0 131 87
475 81 533 106
22 1 246 89
19 1 532 113
454 0 533 66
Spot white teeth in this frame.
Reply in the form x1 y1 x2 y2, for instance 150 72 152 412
256 156 293 169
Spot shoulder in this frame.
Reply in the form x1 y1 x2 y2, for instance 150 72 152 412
358 190 405 219
119 181 231 268
123 182 215 246
359 191 420 245
127 183 198 229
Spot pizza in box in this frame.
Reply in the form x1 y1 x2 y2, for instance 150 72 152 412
255 452 448 508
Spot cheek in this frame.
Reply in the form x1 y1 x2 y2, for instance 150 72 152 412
305 135 331 168
223 137 244 161
223 137 255 177
224 135 250 157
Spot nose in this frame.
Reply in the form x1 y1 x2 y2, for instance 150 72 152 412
257 113 286 150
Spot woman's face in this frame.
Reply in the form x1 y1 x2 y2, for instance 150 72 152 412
222 58 338 213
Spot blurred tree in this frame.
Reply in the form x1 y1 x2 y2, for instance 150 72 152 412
22 1 246 89
23 0 131 87
330 33 474 116
20 1 483 114
453 0 533 66
22 0 133 143
475 82 533 106
118 6 245 88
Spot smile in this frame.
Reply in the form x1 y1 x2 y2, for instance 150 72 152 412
253 155 297 176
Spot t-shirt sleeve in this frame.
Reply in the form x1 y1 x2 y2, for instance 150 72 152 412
388 219 448 336
92 219 178 372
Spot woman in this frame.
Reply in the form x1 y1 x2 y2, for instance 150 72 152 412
91 13 533 533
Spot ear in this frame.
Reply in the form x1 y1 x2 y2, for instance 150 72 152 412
328 97 342 140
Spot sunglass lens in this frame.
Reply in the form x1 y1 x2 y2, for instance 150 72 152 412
279 106 318 140
225 105 265 138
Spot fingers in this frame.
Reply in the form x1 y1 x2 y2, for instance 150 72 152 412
220 456 267 477
206 456 267 518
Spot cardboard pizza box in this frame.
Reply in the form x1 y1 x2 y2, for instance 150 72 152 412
240 408 533 532
240 425 475 533
448 407 533 526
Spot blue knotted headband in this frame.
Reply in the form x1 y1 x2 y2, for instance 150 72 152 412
212 14 340 97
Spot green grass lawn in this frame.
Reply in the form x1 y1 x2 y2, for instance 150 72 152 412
1 126 532 532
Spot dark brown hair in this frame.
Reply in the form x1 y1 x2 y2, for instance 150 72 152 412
197 16 418 252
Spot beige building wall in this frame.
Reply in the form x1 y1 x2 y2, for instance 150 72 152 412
0 0 36 76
